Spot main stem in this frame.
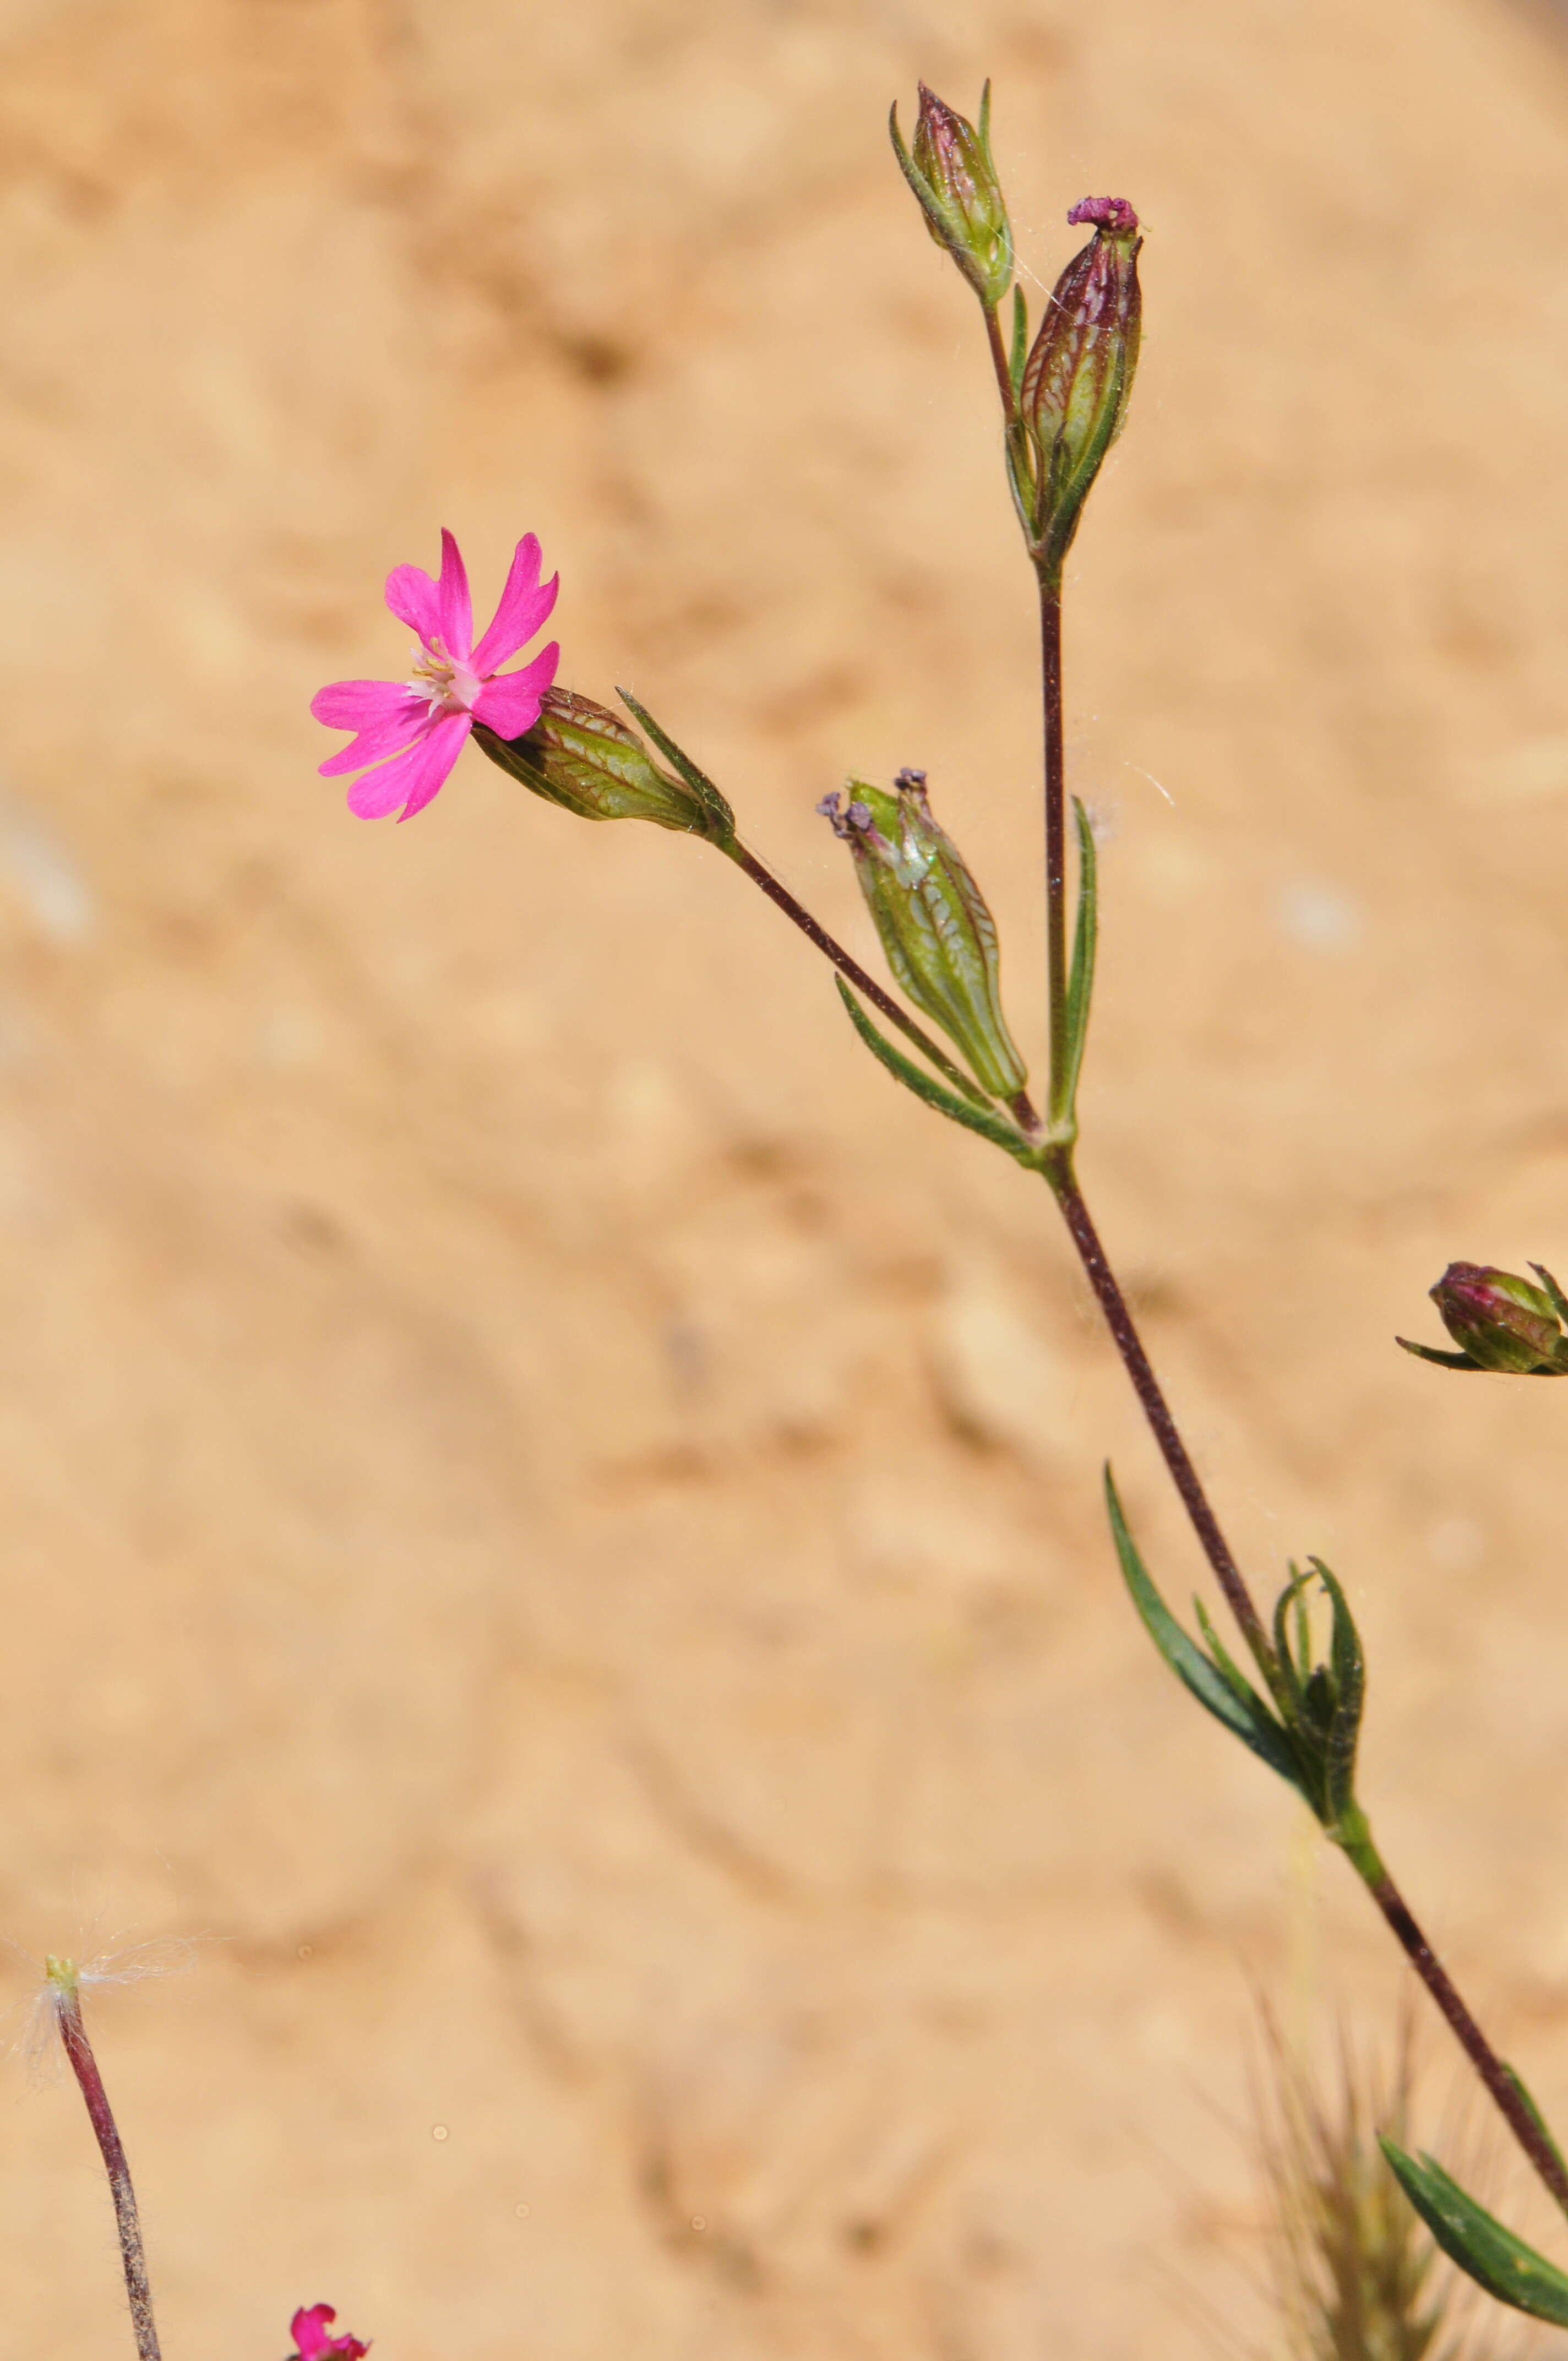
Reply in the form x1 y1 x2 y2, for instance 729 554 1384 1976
1035 575 1568 2219
1039 581 1069 1125
55 1978 162 2361
1047 1162 1275 1672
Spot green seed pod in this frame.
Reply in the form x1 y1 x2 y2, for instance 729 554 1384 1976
1429 1262 1568 1373
820 769 1027 1100
1021 197 1142 578
473 687 729 840
889 81 1013 312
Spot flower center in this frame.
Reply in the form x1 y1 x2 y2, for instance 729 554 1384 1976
408 637 481 716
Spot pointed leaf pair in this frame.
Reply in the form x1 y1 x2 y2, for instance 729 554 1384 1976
834 980 1039 1162
1380 2140 1568 2326
1270 1559 1365 1826
1107 1475 1377 1848
1105 1470 1304 1794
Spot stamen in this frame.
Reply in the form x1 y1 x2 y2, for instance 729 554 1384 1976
406 635 478 717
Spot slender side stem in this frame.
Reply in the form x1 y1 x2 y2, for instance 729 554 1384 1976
54 1976 162 2361
726 837 1041 1131
1039 581 1069 1120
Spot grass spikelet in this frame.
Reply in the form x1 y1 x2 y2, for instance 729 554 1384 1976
1255 2011 1532 2361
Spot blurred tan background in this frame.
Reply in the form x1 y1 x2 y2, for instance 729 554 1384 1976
5 0 1568 2352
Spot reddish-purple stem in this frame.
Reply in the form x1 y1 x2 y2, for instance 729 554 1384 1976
55 1981 162 2361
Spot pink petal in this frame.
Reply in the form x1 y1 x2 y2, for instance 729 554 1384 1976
384 561 442 648
346 714 470 821
311 678 413 731
312 689 429 779
471 535 559 674
471 643 560 739
437 529 472 660
288 2303 369 2361
291 2309 333 2361
316 690 428 777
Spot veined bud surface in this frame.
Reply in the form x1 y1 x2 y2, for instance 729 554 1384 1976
819 769 1027 1099
1021 197 1142 576
1430 1262 1568 1373
476 688 725 839
889 81 1013 311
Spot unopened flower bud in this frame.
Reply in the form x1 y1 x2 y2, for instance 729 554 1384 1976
474 688 729 841
819 768 1027 1100
889 82 1013 311
1021 197 1142 577
1429 1261 1568 1373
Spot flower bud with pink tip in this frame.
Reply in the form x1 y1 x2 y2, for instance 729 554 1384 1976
889 81 1013 311
1021 198 1143 579
1398 1261 1568 1373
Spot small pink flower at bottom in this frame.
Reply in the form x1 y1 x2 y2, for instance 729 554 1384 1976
290 2302 370 2360
312 529 559 822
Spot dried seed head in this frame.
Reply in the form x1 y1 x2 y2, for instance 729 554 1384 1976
820 769 1027 1100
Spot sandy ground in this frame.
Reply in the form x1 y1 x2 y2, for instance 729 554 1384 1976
6 0 1568 2352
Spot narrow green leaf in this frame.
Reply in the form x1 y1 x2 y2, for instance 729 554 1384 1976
1380 2140 1568 2326
614 689 736 839
1106 1470 1306 1795
1502 2066 1568 2185
1313 1559 1365 1826
1396 1336 1485 1370
834 980 1037 1162
1009 286 1029 396
1193 1597 1309 1786
1057 797 1098 1124
1271 1566 1314 1727
1191 1598 1260 1711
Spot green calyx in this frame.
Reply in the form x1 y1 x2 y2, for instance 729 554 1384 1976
821 769 1027 1101
474 687 734 844
889 80 1013 311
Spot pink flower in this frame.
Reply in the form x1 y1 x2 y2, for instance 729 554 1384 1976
312 530 559 822
290 2302 369 2360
